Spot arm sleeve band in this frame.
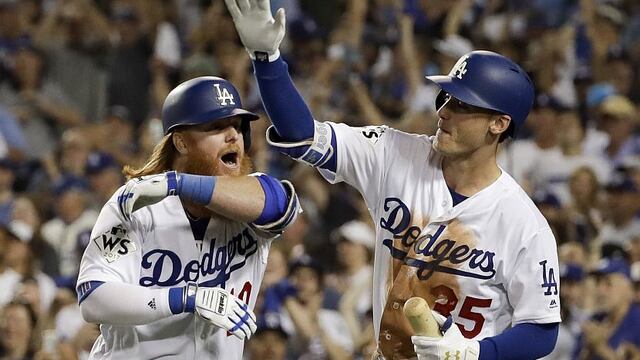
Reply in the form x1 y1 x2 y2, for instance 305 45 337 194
78 282 178 325
255 174 289 225
251 177 300 234
252 57 314 141
479 322 559 360
177 173 216 205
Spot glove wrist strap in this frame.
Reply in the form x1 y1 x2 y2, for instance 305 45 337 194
249 49 281 62
184 283 197 313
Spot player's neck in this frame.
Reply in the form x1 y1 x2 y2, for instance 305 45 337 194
442 149 501 196
182 200 214 220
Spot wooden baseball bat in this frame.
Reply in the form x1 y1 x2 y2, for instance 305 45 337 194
403 297 442 337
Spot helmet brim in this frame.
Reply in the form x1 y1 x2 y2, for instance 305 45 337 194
165 108 260 134
230 108 260 122
425 75 502 113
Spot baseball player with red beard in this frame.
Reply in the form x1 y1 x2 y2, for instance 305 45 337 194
225 1 562 359
76 76 301 359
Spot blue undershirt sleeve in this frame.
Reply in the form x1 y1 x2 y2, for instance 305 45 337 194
252 58 314 141
479 323 559 360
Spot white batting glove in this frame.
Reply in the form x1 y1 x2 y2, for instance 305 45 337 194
117 171 179 221
412 310 480 360
189 284 257 340
224 0 286 60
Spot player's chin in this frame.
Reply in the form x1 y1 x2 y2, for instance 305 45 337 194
433 137 460 157
432 131 450 152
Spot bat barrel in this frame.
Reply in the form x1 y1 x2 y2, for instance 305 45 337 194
403 297 442 337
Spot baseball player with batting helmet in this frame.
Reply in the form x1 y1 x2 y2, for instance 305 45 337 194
76 76 301 359
225 1 561 359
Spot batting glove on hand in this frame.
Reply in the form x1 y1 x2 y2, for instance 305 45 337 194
188 284 257 340
118 171 179 221
224 0 285 60
412 310 480 360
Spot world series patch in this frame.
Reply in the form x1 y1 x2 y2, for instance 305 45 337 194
93 225 138 263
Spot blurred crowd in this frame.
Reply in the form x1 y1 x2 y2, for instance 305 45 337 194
1 0 640 359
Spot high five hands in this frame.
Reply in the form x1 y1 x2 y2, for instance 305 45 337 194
224 0 286 60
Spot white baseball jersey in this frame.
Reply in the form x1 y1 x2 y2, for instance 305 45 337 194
316 122 562 359
77 188 275 360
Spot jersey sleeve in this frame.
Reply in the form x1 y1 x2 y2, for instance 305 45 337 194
506 227 562 325
77 192 147 286
317 122 389 206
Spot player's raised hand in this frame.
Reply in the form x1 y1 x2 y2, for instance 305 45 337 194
224 0 286 59
117 171 179 221
194 286 257 340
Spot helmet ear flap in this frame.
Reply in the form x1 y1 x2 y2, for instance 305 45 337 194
241 119 252 151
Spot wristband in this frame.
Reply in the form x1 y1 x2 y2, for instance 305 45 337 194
177 173 216 205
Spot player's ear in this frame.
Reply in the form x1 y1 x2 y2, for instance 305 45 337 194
489 115 511 136
172 132 189 154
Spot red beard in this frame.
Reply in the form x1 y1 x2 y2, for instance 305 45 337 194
180 145 255 219
183 145 254 177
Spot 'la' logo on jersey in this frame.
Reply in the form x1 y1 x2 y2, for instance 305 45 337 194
449 55 469 79
539 260 558 296
213 83 235 106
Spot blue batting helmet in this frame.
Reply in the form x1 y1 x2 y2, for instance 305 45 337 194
162 76 260 150
426 50 535 138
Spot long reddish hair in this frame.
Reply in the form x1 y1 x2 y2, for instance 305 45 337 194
123 134 177 180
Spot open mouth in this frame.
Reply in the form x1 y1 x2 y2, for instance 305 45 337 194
220 151 239 167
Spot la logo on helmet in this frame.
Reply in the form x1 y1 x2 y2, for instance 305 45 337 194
213 83 236 106
449 55 470 80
